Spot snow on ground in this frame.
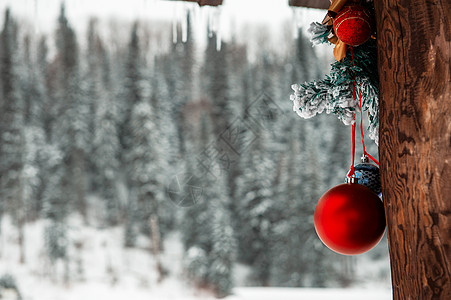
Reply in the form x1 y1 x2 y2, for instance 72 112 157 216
0 216 391 300
230 287 391 300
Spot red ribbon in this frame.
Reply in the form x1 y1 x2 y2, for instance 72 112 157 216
348 121 356 178
348 47 379 178
358 85 379 166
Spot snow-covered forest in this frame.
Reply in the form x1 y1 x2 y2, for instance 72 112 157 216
0 2 389 299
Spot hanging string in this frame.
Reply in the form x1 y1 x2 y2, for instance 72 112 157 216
350 47 379 168
347 121 356 178
358 86 379 166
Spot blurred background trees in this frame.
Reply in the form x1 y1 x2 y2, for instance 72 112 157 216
0 4 386 298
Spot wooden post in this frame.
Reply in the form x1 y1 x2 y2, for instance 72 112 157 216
374 1 451 299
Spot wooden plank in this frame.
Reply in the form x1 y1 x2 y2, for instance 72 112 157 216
166 0 223 6
374 0 451 299
288 0 330 9
198 0 222 6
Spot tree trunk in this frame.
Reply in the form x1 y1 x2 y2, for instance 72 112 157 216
374 1 451 299
149 214 164 282
73 149 88 224
18 214 25 264
18 179 25 264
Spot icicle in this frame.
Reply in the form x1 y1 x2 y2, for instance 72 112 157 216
216 27 222 51
207 8 214 38
206 6 222 51
213 7 222 51
172 1 186 44
172 16 178 44
291 7 305 39
172 3 177 44
181 4 188 43
190 4 200 44
172 2 194 44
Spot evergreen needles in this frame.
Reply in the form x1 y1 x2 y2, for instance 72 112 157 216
291 23 380 144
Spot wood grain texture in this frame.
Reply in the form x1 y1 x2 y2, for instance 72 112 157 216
288 0 330 9
374 0 451 299
166 0 223 6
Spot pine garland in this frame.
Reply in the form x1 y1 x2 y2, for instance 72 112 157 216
308 22 331 46
291 15 379 144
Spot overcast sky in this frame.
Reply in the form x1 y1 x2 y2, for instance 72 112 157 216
0 0 325 34
0 0 333 60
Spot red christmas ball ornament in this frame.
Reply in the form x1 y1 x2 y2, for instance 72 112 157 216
314 182 386 255
333 5 373 46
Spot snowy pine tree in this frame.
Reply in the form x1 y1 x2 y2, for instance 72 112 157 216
125 100 167 242
87 20 121 226
41 144 68 269
52 4 89 222
270 121 307 287
19 34 51 222
302 123 332 287
149 59 177 232
181 115 211 251
36 36 53 139
119 22 144 154
22 127 45 223
203 30 229 138
170 12 195 156
207 192 236 297
150 58 179 165
85 20 101 158
224 40 250 224
0 5 390 291
0 9 27 263
183 113 236 297
94 90 121 226
22 35 43 126
294 28 322 83
235 124 274 285
324 118 350 188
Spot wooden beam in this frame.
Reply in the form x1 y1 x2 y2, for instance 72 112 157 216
198 0 222 6
166 0 223 6
374 0 451 299
288 0 330 9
